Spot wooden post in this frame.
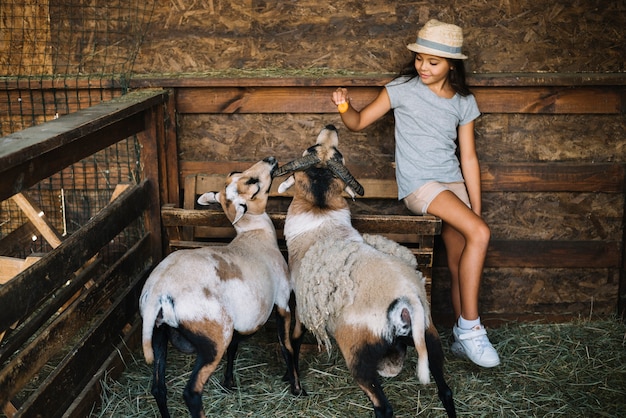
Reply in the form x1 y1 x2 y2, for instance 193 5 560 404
164 91 180 206
137 96 171 263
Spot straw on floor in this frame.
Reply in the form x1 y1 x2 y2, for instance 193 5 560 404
94 317 626 417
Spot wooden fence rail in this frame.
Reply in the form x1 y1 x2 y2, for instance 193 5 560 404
0 89 171 417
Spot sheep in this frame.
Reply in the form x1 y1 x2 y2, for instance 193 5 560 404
273 125 456 418
139 156 303 418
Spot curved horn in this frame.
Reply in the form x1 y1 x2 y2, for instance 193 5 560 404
232 202 247 224
272 153 321 177
327 159 365 196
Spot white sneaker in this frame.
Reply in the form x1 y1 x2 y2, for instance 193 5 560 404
452 324 500 368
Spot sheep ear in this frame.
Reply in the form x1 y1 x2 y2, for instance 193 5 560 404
197 192 219 205
278 175 296 193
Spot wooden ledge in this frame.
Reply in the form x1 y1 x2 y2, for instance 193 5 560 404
161 206 442 236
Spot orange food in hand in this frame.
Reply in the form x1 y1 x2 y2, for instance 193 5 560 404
337 102 349 113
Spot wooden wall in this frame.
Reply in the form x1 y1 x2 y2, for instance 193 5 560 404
134 0 625 74
127 1 626 322
1 1 625 322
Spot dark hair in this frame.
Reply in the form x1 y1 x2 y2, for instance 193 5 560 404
397 53 472 97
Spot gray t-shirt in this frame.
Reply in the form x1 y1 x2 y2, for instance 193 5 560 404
385 77 480 199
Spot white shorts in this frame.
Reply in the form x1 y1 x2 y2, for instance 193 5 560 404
403 181 470 215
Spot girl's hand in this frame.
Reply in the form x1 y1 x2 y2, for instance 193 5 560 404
332 88 349 106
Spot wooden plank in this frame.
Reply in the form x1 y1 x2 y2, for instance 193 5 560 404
0 256 101 366
190 172 400 199
486 240 621 268
163 91 181 205
0 222 38 257
0 181 150 332
173 85 625 115
480 162 625 193
64 319 141 418
0 260 103 406
0 89 168 202
180 162 626 195
3 73 624 118
11 192 62 248
13 253 151 417
0 255 39 286
435 239 621 269
472 86 624 114
0 257 25 283
161 206 441 236
0 235 151 410
137 102 166 263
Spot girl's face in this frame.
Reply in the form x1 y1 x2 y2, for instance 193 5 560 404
414 53 452 86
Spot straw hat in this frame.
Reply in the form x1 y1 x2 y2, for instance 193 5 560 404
407 19 467 60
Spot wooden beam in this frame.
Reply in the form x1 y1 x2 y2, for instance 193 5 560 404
137 99 167 264
0 222 38 257
0 256 101 366
179 161 626 194
434 239 621 269
11 192 62 248
0 256 40 284
161 206 441 236
0 257 24 284
64 319 141 418
0 89 169 202
480 162 625 193
486 240 621 268
173 85 625 115
0 236 152 412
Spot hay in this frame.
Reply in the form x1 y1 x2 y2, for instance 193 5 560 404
93 317 626 417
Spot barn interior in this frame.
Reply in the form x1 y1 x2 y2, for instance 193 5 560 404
1 1 625 417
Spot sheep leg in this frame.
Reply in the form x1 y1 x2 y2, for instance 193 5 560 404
179 322 228 418
336 326 393 417
222 331 255 390
222 331 244 391
290 304 307 378
425 325 456 418
150 324 171 418
275 307 306 396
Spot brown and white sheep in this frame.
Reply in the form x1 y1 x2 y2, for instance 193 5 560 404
139 157 303 418
273 126 456 418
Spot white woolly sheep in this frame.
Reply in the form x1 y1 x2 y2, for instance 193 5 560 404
139 157 303 418
273 126 456 418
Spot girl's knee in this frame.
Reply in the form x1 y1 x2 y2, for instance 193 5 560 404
474 220 490 246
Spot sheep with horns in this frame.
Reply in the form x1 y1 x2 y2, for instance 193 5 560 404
273 125 456 418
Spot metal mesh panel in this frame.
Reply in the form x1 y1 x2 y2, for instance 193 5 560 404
0 0 154 261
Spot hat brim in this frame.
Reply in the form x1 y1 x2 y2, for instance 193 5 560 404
407 43 467 60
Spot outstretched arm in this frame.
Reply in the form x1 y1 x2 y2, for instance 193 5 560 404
331 87 391 132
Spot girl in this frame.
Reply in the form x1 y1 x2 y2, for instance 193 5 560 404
331 19 500 368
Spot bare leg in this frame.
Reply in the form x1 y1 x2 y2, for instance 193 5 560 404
427 190 490 322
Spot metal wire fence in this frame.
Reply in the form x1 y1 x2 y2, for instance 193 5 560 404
0 0 154 260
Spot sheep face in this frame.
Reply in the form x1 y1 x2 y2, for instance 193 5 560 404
198 156 277 224
274 125 364 204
